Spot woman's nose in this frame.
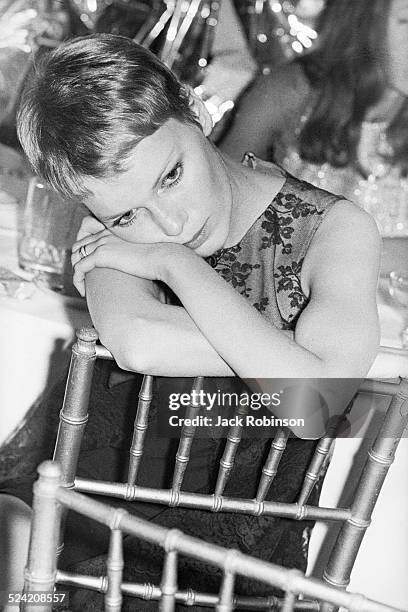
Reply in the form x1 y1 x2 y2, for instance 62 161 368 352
150 203 188 237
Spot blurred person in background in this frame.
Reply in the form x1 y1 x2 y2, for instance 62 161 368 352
221 0 408 268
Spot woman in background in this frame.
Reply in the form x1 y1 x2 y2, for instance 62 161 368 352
221 0 408 242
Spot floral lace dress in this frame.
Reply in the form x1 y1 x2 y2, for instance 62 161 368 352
0 154 344 611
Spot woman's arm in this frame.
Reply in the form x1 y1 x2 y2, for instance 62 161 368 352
73 216 234 376
85 267 294 376
159 201 381 379
219 63 310 160
85 269 236 376
80 200 380 379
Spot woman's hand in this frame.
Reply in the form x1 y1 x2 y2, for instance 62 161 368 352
75 214 107 242
71 219 189 296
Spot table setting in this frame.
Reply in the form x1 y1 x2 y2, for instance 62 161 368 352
0 144 91 448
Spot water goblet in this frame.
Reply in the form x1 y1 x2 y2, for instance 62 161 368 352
18 177 86 294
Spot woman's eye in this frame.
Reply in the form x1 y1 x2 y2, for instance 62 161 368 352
118 208 138 227
161 162 183 189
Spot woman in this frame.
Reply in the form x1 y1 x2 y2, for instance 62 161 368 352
1 34 379 609
221 0 408 240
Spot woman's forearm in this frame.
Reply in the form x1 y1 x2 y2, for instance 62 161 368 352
84 268 234 376
82 210 378 380
114 306 237 376
163 251 326 378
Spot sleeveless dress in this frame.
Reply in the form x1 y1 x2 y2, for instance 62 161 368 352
0 155 344 610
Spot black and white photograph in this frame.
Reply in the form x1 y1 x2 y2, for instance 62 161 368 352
0 0 407 610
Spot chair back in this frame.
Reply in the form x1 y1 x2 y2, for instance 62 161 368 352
48 328 408 611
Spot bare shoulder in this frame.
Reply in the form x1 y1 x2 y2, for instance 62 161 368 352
302 199 381 295
317 199 381 254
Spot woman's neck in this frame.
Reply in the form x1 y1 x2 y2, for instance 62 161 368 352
219 151 286 248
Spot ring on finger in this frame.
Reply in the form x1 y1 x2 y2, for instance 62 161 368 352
79 244 88 259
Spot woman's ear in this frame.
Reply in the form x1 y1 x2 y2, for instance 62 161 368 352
185 86 213 136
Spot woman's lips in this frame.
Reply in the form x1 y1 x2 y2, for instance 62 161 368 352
183 219 209 249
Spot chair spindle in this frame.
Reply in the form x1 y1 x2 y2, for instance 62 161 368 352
172 377 205 493
256 428 289 502
105 527 124 611
127 375 154 485
215 403 248 497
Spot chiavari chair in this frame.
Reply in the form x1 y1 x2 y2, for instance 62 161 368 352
23 460 405 612
40 327 408 611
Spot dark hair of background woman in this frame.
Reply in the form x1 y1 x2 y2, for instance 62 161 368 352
297 0 408 174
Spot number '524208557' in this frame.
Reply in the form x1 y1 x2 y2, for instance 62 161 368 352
0 591 69 607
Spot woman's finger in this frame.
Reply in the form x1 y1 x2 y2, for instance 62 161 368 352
76 215 105 241
72 242 108 296
73 228 110 251
72 234 112 274
71 248 85 267
73 233 111 255
73 249 102 281
71 230 110 266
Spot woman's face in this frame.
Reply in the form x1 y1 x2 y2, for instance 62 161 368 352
82 119 233 257
386 0 408 95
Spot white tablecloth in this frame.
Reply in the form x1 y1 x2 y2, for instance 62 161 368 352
0 227 92 446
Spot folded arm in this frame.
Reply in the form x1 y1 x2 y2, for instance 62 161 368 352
160 202 380 378
85 269 236 376
82 201 380 380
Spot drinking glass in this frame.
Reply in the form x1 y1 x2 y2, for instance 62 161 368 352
18 177 86 293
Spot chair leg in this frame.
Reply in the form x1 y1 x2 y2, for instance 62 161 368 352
321 378 408 612
52 327 99 554
22 462 62 611
105 526 124 611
